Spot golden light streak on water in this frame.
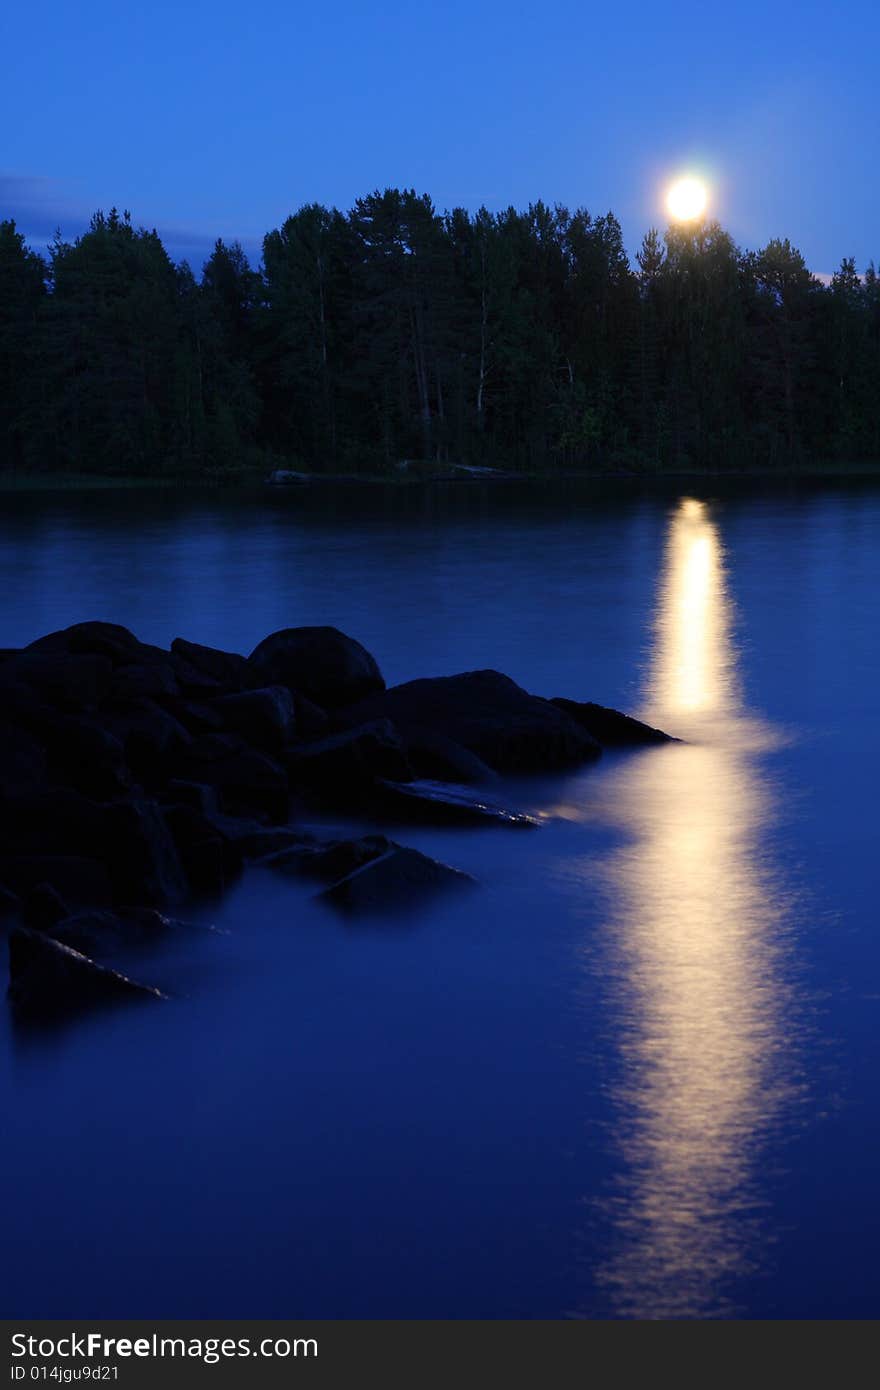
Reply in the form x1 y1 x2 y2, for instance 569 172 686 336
589 498 796 1318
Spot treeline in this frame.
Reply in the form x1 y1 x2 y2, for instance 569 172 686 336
2 192 880 477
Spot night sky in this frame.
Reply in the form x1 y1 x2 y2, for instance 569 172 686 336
3 0 878 273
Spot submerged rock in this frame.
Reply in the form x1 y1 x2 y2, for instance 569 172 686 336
319 845 475 915
204 817 309 861
8 928 166 1020
375 778 539 827
48 907 186 957
248 626 385 710
550 697 675 747
259 834 393 883
337 670 601 773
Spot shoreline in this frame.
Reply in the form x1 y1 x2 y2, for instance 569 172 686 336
2 460 880 493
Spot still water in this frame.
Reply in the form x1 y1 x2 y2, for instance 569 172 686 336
0 480 877 1319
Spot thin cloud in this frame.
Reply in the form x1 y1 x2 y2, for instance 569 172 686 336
0 172 260 268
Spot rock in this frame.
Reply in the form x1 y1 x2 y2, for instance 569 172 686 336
259 835 393 883
286 720 412 797
164 780 221 815
203 816 309 860
104 800 189 907
550 697 675 747
49 907 184 957
22 882 69 932
169 652 227 696
105 697 192 779
374 779 540 827
46 716 131 798
320 846 474 915
292 692 329 737
403 730 496 784
214 685 296 752
8 928 165 1019
0 694 129 797
111 662 179 702
0 855 113 908
25 621 141 665
153 696 225 736
0 720 48 790
337 670 601 773
0 787 108 859
266 469 310 485
162 804 242 895
170 638 248 689
179 734 289 821
0 650 112 709
0 883 19 916
248 626 385 710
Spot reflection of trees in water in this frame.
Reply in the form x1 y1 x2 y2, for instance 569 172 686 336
590 498 798 1319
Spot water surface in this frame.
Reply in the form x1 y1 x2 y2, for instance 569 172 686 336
0 479 877 1318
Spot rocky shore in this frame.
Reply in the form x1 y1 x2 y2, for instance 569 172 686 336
0 622 672 1021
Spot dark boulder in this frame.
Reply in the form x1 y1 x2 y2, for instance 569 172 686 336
248 626 385 710
0 650 112 710
171 637 248 689
259 834 393 883
164 780 220 815
203 816 309 861
214 685 296 752
337 670 601 773
320 845 474 915
403 730 496 784
154 697 225 736
292 693 329 738
22 882 69 932
111 662 179 702
45 716 131 798
0 855 113 908
0 883 19 916
8 928 165 1019
550 698 675 747
49 907 185 957
25 621 141 665
286 720 412 797
0 787 108 860
105 698 192 783
104 799 189 908
162 803 242 895
0 720 48 791
375 778 540 828
178 734 289 821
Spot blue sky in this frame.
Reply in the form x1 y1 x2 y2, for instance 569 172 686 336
2 0 878 274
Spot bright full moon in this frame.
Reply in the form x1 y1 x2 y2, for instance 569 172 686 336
666 176 709 223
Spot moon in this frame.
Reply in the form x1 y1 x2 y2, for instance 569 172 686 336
666 176 709 223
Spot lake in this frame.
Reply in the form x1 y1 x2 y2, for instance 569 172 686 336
1 478 878 1319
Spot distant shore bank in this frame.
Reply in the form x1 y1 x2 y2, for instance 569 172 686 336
3 460 880 493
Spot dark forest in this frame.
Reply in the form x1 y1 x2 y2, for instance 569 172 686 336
2 191 879 478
